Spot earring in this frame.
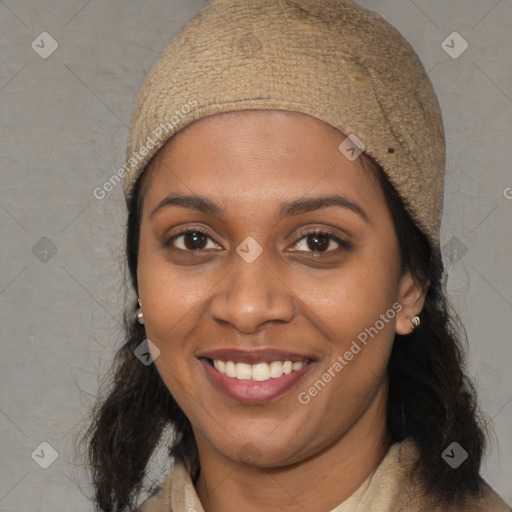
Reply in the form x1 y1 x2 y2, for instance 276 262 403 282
136 298 145 325
411 315 420 329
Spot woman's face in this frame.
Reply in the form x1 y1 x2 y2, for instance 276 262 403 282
137 110 424 468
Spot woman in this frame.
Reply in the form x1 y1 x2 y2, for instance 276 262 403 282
84 1 511 511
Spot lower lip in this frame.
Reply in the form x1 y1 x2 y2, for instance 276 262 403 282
200 359 313 404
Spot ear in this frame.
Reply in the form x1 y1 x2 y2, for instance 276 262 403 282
395 270 429 335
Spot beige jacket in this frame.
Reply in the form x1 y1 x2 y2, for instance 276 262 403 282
135 439 510 512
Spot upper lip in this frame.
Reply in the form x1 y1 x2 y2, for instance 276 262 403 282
197 348 314 365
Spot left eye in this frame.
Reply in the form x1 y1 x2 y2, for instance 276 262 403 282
291 231 347 253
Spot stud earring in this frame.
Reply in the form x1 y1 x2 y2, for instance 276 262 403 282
411 315 420 329
136 298 145 325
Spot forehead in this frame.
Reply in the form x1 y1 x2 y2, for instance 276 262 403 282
140 109 384 213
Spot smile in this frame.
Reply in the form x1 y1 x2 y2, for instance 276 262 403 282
212 359 307 381
198 349 315 404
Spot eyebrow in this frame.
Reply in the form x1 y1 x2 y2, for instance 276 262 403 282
149 193 370 224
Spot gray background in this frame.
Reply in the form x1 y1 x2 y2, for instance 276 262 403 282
1 0 511 510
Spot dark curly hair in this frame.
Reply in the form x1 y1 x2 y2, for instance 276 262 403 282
81 156 488 512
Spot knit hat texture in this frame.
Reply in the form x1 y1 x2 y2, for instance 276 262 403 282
125 0 445 253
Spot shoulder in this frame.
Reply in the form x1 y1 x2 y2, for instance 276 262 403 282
133 486 169 512
385 439 511 511
134 493 164 512
466 481 511 512
133 472 174 512
400 439 512 512
133 460 198 512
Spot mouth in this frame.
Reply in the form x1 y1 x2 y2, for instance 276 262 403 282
197 349 315 403
209 358 308 381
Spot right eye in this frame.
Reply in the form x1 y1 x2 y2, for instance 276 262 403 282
165 228 222 252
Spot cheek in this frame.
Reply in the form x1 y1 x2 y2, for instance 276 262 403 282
289 252 399 344
288 248 399 409
137 231 215 344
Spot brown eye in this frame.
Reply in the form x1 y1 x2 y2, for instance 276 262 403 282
166 229 220 252
183 231 208 250
306 232 331 252
291 229 350 254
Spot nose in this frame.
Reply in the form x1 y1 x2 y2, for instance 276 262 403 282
209 250 296 333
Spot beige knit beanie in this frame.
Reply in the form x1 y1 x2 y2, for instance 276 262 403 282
124 0 445 253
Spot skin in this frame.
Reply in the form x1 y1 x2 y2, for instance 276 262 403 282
136 110 426 512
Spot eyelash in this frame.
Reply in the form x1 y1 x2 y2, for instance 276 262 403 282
164 227 350 255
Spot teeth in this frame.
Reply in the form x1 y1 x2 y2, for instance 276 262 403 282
225 361 237 378
252 362 270 381
269 361 284 378
212 359 306 381
236 362 252 380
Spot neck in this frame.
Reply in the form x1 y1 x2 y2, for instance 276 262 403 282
194 384 392 512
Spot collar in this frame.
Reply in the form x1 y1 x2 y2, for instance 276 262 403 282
136 438 509 511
